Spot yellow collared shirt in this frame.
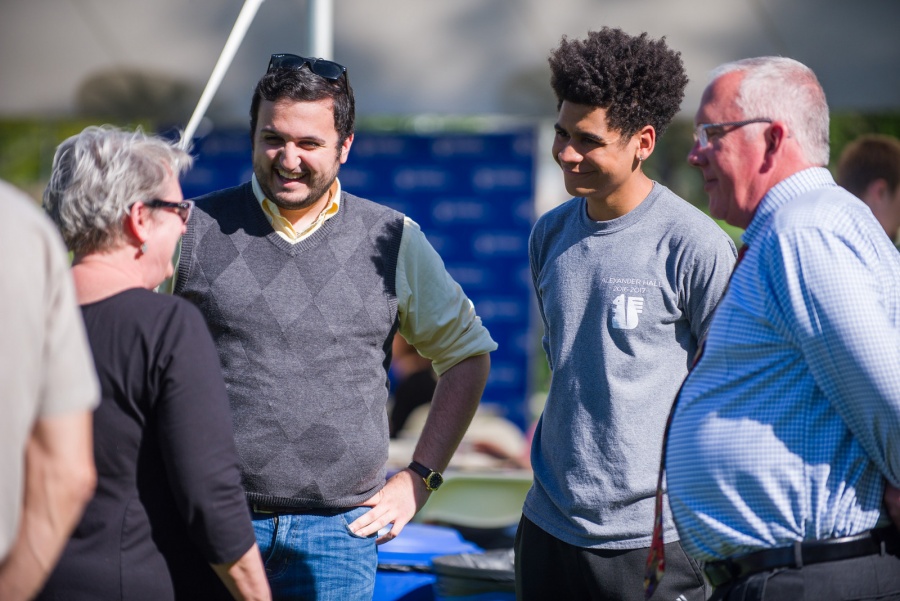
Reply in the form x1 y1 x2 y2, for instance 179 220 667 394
253 175 340 243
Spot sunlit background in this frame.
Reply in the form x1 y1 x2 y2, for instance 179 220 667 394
3 0 899 425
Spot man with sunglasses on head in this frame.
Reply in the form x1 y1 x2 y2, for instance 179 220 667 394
174 54 496 600
663 57 900 600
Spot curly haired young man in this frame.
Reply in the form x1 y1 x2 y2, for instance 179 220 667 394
515 28 736 601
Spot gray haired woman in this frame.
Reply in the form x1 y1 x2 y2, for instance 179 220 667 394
37 125 270 601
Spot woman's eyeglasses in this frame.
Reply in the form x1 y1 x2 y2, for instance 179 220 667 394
144 199 194 224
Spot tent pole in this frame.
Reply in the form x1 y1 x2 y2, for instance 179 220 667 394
179 0 266 150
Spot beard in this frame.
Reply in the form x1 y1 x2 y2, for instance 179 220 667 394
261 169 338 212
254 152 342 212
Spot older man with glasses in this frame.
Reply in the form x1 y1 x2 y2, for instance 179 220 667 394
657 56 900 601
173 54 496 600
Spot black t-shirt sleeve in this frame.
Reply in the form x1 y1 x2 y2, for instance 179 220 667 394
153 300 256 565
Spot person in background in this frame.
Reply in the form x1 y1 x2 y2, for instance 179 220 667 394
389 335 438 439
37 125 270 601
0 179 99 601
666 56 900 600
174 54 495 600
837 133 900 243
517 28 736 601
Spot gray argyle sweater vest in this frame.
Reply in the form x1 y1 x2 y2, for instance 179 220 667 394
175 182 404 510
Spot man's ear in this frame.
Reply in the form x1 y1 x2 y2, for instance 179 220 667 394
636 125 656 161
862 178 889 205
764 122 786 156
339 133 354 165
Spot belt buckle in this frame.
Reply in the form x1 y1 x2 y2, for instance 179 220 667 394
251 504 276 514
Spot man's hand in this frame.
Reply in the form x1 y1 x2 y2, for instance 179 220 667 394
349 469 430 544
348 353 491 545
885 483 900 529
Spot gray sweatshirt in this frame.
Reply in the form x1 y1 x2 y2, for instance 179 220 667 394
525 182 736 549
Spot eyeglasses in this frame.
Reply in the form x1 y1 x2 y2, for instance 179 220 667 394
693 118 773 148
144 199 194 224
267 53 347 81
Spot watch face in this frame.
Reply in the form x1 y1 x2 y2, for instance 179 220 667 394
425 472 444 491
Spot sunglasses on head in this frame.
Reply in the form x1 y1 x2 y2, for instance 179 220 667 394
267 53 347 81
143 199 194 224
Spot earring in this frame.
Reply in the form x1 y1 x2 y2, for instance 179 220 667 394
140 242 148 254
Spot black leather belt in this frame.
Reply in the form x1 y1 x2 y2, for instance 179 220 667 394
703 527 900 588
249 503 345 515
250 504 283 514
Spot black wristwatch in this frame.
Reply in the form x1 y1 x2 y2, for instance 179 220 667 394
408 461 444 491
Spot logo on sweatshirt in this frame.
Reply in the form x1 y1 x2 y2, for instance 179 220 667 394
611 294 643 329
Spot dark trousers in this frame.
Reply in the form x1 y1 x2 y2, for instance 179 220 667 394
710 550 900 601
514 514 708 601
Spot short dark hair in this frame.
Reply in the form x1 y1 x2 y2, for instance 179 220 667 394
249 65 355 146
548 27 688 139
837 134 900 197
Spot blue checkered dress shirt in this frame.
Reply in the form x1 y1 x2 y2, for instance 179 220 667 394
666 167 900 561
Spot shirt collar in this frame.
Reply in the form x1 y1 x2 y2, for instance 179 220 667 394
251 174 342 241
742 167 837 247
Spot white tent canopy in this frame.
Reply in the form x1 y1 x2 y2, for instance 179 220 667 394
2 0 898 126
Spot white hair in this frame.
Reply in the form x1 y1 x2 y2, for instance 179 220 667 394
43 125 193 255
710 56 830 166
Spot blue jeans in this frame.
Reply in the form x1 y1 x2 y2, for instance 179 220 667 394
251 506 377 601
